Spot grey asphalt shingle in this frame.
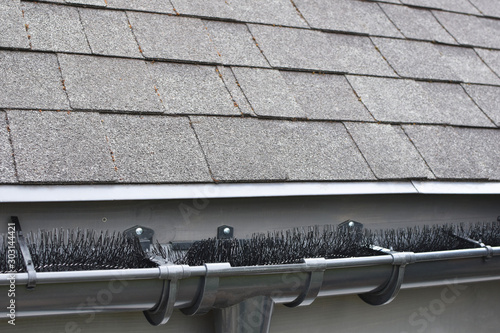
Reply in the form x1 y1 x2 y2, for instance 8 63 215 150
0 112 16 183
79 9 142 58
463 84 500 126
21 2 91 53
345 122 434 179
65 0 106 6
58 54 163 112
373 38 460 81
294 0 402 37
191 117 375 181
347 76 438 123
127 12 218 63
347 76 493 126
400 0 481 15
475 48 500 77
380 4 457 44
0 51 70 110
216 66 255 116
0 0 30 49
404 125 500 180
470 0 500 18
171 0 307 27
106 0 174 13
203 20 269 67
7 110 116 183
250 25 395 76
231 67 306 118
374 38 500 84
436 45 500 85
280 72 373 121
102 114 212 183
248 24 331 70
416 81 494 127
149 62 239 116
433 11 500 49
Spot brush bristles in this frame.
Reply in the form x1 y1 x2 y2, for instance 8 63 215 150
0 229 157 274
1 222 499 272
178 225 379 267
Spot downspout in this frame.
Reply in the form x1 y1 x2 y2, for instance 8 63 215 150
1 246 499 332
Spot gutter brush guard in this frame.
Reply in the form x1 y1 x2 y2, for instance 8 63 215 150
1 219 500 333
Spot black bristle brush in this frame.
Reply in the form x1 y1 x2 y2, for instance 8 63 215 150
2 222 499 273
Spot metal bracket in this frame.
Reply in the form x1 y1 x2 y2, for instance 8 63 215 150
285 258 326 307
338 220 364 233
217 225 234 239
359 252 415 306
124 225 154 252
143 265 190 325
452 234 494 260
181 263 231 316
11 216 37 289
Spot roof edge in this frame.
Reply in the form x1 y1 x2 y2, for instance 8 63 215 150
0 181 499 203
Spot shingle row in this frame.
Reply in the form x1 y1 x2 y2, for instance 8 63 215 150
13 0 500 54
6 2 500 81
3 111 211 183
373 38 500 84
2 111 499 183
1 50 498 127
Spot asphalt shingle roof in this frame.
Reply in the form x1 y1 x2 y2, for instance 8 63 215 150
0 0 499 184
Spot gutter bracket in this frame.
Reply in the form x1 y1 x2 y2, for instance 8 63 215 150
181 263 231 316
143 265 189 325
11 216 37 289
359 252 416 306
285 258 327 307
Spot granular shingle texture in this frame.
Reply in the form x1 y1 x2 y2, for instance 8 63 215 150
191 117 375 181
476 49 500 77
127 12 219 63
58 54 163 112
345 122 434 180
250 25 395 76
433 11 500 49
470 0 500 18
0 0 30 49
79 8 142 58
171 0 307 27
149 62 239 116
203 21 269 67
106 0 173 13
347 76 492 126
231 68 306 118
463 84 500 126
1 0 499 185
400 0 480 15
21 2 91 53
380 4 456 44
0 51 69 110
7 110 116 182
404 125 500 180
281 72 373 121
0 112 16 183
102 114 212 183
294 0 402 37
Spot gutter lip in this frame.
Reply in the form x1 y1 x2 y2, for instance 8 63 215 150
0 181 498 203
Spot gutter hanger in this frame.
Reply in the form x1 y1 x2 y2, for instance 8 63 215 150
1 246 499 333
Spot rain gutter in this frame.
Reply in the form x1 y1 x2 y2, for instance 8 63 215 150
1 246 499 332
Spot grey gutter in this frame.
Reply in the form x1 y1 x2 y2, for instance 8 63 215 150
1 246 499 332
0 181 499 203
